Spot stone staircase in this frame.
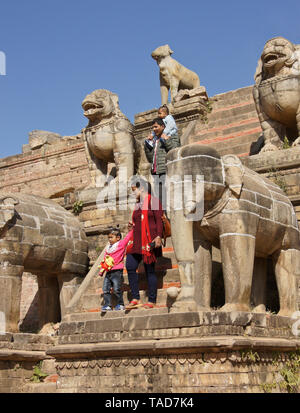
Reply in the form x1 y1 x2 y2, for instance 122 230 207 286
63 237 180 322
191 86 262 157
60 87 263 324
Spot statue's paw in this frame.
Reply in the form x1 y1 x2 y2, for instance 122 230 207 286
277 308 295 317
85 182 98 189
184 201 196 217
197 305 211 312
38 322 59 336
292 137 300 147
252 304 266 313
169 300 198 313
219 303 251 312
260 143 279 153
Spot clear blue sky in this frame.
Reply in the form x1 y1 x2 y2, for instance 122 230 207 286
0 0 299 158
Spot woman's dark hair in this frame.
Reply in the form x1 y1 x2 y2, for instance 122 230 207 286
159 105 169 115
131 176 151 194
108 226 122 238
152 117 165 127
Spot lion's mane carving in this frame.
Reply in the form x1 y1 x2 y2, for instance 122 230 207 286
253 37 300 152
81 89 139 188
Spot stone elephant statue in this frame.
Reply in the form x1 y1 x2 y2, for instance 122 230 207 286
0 192 89 332
166 144 300 316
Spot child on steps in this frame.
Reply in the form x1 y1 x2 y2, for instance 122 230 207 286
99 227 133 312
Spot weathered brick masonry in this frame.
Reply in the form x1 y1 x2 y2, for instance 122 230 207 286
192 87 262 157
0 141 90 199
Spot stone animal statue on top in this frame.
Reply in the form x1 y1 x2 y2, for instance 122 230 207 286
0 192 89 332
82 89 140 189
166 144 300 316
253 37 300 152
151 45 200 105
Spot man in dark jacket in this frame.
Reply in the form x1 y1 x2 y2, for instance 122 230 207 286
144 117 181 210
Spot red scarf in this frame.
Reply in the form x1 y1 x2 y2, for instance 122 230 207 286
141 194 156 264
126 194 159 264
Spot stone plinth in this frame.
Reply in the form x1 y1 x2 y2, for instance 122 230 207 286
45 310 300 393
0 333 56 393
134 95 208 142
134 95 209 176
0 310 299 393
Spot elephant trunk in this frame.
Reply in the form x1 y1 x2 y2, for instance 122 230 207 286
0 197 18 232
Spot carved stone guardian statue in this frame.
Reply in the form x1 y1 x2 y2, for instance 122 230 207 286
151 45 200 105
81 89 140 189
253 37 300 152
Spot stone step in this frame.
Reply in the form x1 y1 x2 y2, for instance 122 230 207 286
82 245 177 294
209 133 262 157
65 237 179 317
77 280 178 312
69 243 180 313
22 382 57 393
124 268 180 286
210 86 254 109
68 242 224 318
211 98 255 113
207 108 258 126
201 113 258 138
123 253 178 274
207 103 257 124
193 115 259 141
62 306 169 323
194 119 260 143
199 130 261 153
89 266 180 298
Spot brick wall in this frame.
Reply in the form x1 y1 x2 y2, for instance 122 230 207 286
19 273 39 333
191 86 262 157
0 140 91 199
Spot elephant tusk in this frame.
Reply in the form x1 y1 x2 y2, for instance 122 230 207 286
184 200 196 217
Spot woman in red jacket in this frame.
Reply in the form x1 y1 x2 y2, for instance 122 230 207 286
125 178 163 309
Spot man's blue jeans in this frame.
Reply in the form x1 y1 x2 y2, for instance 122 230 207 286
126 253 157 304
102 269 124 307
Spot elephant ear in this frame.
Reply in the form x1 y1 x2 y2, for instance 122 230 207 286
0 196 19 223
222 155 244 197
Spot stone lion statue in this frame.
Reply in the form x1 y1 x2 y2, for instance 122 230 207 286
82 89 140 189
253 37 300 152
151 44 200 105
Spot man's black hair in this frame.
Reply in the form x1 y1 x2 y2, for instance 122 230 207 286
131 177 151 194
152 117 165 127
